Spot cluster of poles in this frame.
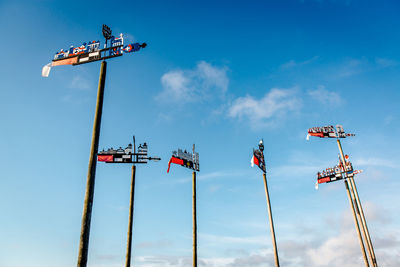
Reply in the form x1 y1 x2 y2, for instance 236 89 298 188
336 139 377 267
43 25 377 267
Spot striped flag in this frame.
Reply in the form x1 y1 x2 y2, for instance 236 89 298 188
251 150 266 173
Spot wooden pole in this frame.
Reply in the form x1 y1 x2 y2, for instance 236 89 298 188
77 60 107 267
337 139 370 267
192 171 197 267
262 173 280 267
349 176 378 266
125 165 136 267
344 180 370 267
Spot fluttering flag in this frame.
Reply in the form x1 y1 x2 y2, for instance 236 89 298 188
167 156 184 173
251 149 266 173
42 63 52 77
42 57 79 77
250 154 259 167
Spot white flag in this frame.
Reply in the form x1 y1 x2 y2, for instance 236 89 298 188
306 134 310 141
315 181 319 190
42 63 52 77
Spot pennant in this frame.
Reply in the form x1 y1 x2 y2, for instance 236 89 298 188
42 57 78 77
98 155 114 162
167 156 184 173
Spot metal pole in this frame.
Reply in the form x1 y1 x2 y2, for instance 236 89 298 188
262 173 280 267
192 171 197 267
125 165 136 267
77 60 107 267
337 139 370 267
344 179 370 267
349 176 378 266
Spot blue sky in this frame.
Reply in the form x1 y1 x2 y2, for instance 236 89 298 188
1 0 399 266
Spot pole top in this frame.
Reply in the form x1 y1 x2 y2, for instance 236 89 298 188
258 139 264 152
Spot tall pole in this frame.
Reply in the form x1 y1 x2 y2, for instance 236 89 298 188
77 60 107 267
337 139 370 267
349 176 377 266
262 173 280 267
192 171 197 267
336 139 377 267
125 165 136 267
344 179 370 267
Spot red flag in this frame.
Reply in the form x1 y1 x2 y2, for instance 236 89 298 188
318 177 331 184
167 156 184 173
98 155 113 162
250 155 259 167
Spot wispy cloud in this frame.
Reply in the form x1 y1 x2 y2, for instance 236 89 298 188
157 61 228 104
280 56 319 70
228 88 301 128
375 57 398 68
337 58 366 78
200 233 268 246
307 85 342 105
156 170 252 186
354 157 399 169
68 74 93 90
335 57 398 78
136 239 173 249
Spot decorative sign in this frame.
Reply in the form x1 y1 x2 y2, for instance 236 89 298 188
307 125 355 140
98 141 159 164
167 147 200 173
42 26 147 77
315 157 362 189
251 140 266 173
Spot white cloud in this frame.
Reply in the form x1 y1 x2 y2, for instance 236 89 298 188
307 85 342 105
157 61 228 104
132 202 399 267
228 88 301 128
135 255 191 267
306 230 364 267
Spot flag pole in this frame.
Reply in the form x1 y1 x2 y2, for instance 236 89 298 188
125 164 136 267
344 179 370 267
262 172 280 267
192 170 197 267
77 60 107 267
348 176 377 266
336 138 373 266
